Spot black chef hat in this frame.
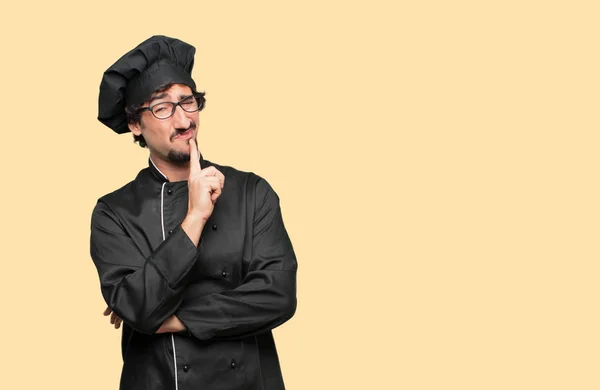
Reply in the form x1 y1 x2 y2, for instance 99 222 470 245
98 35 198 134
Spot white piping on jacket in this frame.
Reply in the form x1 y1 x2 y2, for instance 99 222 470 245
160 182 179 390
150 155 169 180
160 182 167 242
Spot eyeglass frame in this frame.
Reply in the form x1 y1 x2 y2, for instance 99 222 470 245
136 92 206 120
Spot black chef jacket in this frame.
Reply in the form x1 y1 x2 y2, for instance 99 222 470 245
89 153 297 390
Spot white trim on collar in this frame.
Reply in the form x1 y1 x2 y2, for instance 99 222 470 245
149 155 168 180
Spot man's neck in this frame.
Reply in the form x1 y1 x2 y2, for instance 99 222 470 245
150 153 190 182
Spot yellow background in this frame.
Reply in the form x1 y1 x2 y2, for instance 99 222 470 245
1 1 599 389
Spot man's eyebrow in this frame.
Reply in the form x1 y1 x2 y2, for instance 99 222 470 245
146 93 168 105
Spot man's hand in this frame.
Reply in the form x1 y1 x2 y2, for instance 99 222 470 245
182 138 225 247
103 306 185 334
155 315 187 334
103 306 122 329
187 138 224 221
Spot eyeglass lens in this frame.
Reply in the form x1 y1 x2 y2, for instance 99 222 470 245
152 96 201 119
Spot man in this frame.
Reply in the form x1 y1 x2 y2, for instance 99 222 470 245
91 35 298 390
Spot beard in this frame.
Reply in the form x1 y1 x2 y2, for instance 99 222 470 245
166 121 197 165
167 149 191 165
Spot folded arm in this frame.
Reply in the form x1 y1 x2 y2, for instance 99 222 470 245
176 178 298 341
90 201 203 335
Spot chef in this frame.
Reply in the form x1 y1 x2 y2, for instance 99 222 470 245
91 35 298 390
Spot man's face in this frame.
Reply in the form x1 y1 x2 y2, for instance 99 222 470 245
129 83 199 164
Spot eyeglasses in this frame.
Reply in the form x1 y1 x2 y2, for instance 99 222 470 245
137 92 206 120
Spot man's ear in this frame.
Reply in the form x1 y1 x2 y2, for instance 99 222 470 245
128 121 142 136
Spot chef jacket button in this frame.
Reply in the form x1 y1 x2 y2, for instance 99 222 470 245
230 360 236 369
222 270 228 278
168 230 173 235
212 224 218 231
167 188 173 195
183 364 189 372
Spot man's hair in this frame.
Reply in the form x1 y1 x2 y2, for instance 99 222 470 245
124 82 178 148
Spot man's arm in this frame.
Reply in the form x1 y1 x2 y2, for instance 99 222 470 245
175 178 298 341
92 139 224 335
90 201 205 335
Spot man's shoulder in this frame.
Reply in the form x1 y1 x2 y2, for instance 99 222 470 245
206 159 265 188
94 168 151 211
207 159 279 203
207 159 251 177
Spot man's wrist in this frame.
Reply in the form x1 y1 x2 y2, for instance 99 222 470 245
181 213 206 247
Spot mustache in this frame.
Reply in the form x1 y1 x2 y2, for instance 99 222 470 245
171 121 196 141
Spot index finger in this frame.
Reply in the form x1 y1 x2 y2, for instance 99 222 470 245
188 138 200 174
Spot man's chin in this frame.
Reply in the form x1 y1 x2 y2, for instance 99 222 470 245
167 150 191 165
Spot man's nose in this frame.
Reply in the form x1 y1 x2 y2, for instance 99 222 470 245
172 104 191 127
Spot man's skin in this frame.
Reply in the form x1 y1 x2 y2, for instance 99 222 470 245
102 83 226 334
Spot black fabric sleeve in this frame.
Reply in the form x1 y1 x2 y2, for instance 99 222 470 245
90 201 202 335
176 177 298 341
